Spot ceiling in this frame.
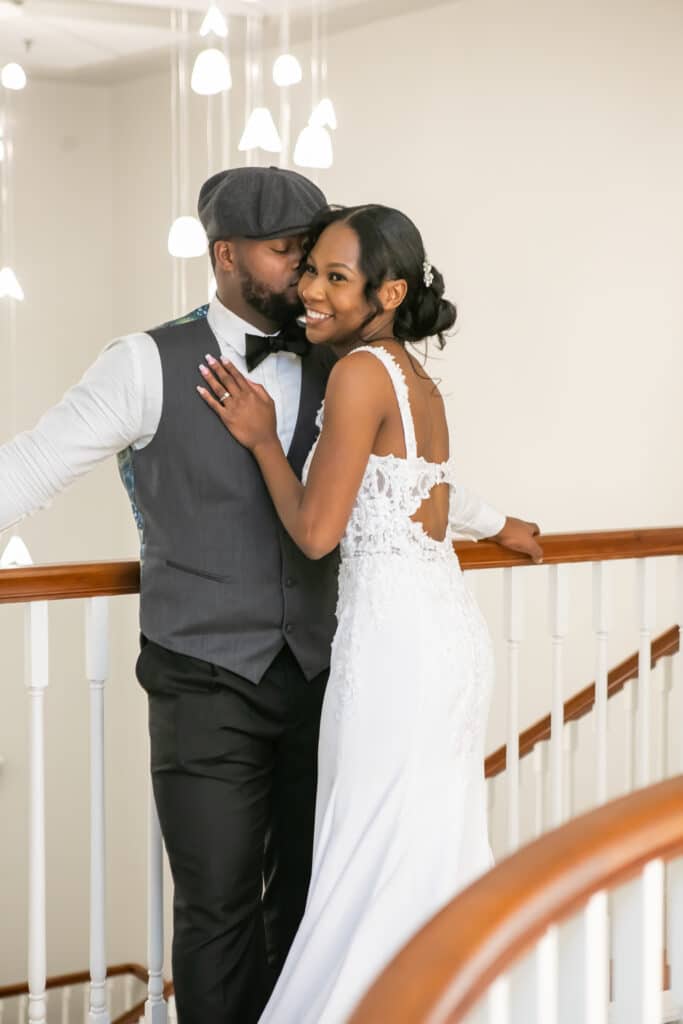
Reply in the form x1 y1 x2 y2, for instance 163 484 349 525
0 0 433 82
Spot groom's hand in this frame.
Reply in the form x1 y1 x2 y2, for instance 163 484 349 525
490 517 543 564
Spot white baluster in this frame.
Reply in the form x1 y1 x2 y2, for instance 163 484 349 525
123 973 134 1012
167 995 178 1024
637 559 656 787
589 564 611 1024
0 1001 4 1024
504 568 523 852
61 985 71 1024
532 741 547 838
611 879 640 1023
145 789 167 1023
655 659 671 783
487 775 496 854
669 855 683 1008
563 720 578 819
678 557 683 774
549 565 568 828
488 976 510 1024
86 598 110 1024
642 859 664 1024
25 600 49 1024
536 927 559 1024
623 682 636 794
19 993 28 1024
592 562 609 805
585 891 609 1024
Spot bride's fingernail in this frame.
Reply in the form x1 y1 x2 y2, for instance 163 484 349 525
199 364 210 375
206 353 217 364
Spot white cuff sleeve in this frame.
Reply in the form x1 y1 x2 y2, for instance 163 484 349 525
449 484 506 541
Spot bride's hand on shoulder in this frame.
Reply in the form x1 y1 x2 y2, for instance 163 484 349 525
197 355 278 453
492 516 543 564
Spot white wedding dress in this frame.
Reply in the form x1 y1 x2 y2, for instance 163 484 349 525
259 346 494 1024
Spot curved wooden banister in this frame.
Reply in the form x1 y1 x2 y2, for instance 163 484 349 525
0 528 682 604
485 623 680 778
350 776 683 1024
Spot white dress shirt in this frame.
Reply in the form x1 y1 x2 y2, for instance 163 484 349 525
0 296 505 541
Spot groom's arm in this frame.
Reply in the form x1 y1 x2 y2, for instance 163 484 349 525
0 334 161 533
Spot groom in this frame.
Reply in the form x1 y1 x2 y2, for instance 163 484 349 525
0 165 338 1023
0 165 540 1023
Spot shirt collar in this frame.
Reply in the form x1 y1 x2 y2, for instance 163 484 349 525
207 295 268 356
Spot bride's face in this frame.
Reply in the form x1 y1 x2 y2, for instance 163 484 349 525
298 221 376 344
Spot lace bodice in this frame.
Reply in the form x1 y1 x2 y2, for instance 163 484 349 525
303 345 458 563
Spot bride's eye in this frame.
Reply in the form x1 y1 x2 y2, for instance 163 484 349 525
303 262 316 276
328 272 347 283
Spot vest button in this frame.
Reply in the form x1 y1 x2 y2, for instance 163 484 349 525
285 624 293 634
285 577 295 588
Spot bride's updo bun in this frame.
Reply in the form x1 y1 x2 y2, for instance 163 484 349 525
303 204 457 349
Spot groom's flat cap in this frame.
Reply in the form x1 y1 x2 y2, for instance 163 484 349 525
198 166 327 241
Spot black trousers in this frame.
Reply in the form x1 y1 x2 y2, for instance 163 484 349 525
136 639 328 1024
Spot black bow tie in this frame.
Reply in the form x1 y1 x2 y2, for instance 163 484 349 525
245 323 310 372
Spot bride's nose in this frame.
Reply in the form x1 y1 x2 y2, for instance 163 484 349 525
300 273 325 304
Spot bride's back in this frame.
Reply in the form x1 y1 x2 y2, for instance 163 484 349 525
367 341 450 543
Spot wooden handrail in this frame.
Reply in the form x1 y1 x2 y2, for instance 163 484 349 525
0 560 140 605
454 526 683 570
350 776 683 1024
0 962 148 999
0 528 682 604
0 962 175 1024
485 623 681 778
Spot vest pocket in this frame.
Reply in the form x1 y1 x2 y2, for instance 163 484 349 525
165 559 233 584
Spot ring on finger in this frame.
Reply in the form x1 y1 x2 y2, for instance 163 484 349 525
218 391 230 404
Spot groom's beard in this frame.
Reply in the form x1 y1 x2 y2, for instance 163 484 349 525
238 266 303 327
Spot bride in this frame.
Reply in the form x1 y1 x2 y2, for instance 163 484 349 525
197 203 541 1023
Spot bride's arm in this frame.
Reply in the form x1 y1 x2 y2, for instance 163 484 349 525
198 353 386 559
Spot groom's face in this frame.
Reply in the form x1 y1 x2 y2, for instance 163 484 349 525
233 236 306 324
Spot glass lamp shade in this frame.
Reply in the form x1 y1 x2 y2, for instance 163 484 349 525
199 4 228 38
167 217 207 259
309 98 337 131
293 124 333 169
1 62 27 90
273 54 302 87
238 108 282 153
191 48 232 95
0 534 33 568
0 266 24 300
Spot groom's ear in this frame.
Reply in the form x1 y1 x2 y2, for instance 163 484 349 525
378 278 408 312
214 239 237 272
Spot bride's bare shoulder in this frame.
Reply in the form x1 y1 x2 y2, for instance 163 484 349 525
323 349 397 416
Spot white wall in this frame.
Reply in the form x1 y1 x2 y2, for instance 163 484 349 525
1 0 682 988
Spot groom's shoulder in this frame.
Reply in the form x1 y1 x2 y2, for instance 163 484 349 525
147 304 210 340
309 343 338 381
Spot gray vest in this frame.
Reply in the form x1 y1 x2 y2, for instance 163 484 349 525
118 307 339 683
